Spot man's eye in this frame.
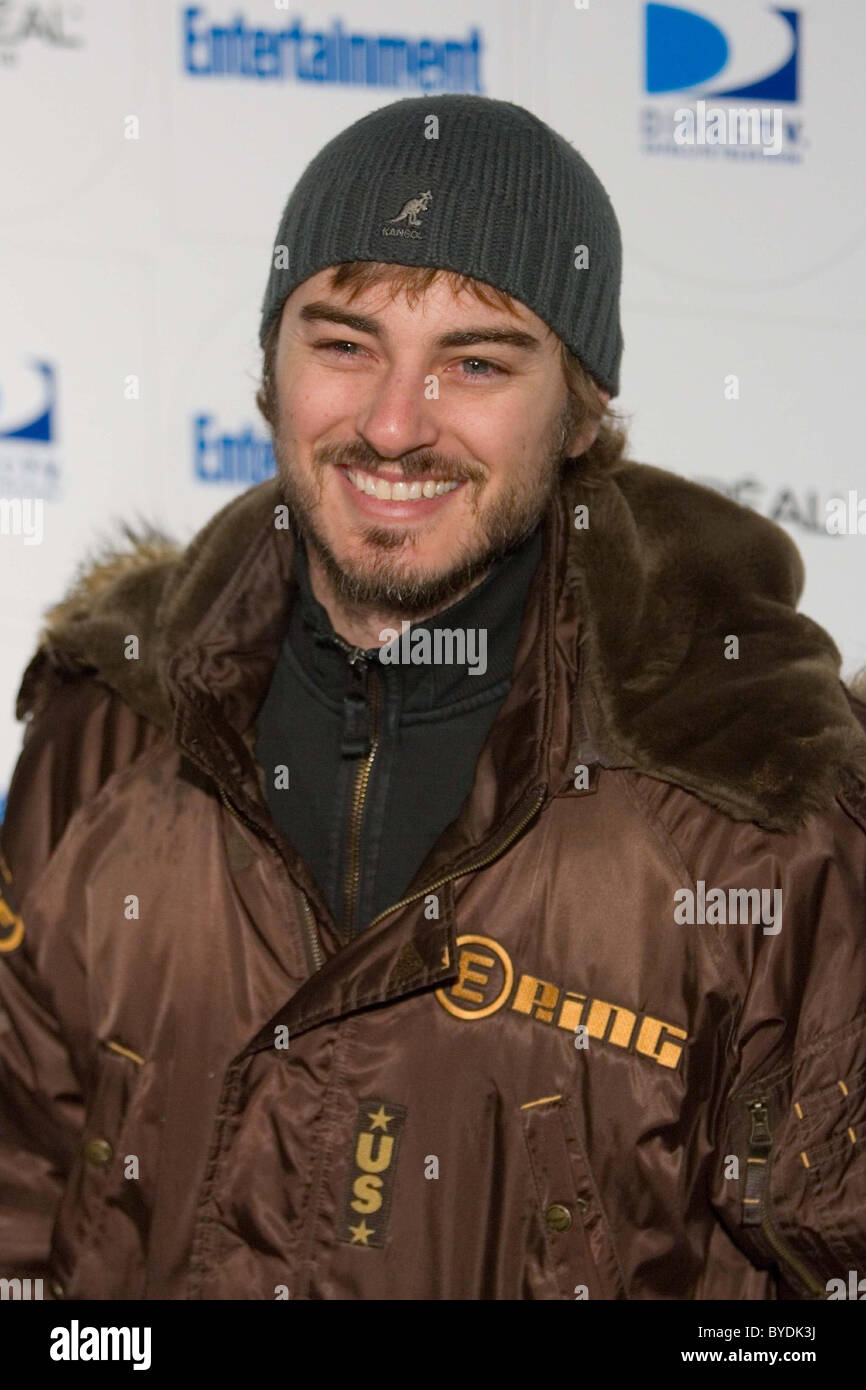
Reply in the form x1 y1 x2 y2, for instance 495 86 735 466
458 358 504 378
313 344 503 375
316 340 363 357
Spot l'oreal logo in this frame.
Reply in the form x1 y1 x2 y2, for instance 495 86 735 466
435 934 688 1071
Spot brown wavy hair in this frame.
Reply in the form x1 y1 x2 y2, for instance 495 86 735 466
256 261 629 475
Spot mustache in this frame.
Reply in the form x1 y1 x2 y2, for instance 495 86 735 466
313 439 485 485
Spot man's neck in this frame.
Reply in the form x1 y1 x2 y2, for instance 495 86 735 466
305 549 495 650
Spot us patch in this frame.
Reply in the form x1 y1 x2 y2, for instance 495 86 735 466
340 1098 407 1249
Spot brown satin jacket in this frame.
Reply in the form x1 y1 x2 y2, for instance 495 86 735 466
2 457 866 1301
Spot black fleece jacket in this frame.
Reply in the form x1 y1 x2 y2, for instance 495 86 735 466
255 526 543 937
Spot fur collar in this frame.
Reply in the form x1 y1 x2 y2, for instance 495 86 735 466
16 460 866 833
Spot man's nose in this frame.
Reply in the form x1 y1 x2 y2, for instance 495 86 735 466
355 367 439 461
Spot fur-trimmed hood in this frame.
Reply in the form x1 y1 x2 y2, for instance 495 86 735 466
14 460 866 833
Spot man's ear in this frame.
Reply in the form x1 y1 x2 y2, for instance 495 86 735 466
568 418 601 456
566 386 610 456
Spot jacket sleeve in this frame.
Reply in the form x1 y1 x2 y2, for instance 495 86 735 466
0 667 154 1287
714 744 866 1299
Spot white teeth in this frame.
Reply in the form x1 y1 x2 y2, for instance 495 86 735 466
344 468 458 502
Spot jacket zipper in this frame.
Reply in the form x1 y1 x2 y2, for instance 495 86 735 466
743 1097 826 1298
219 765 543 981
342 657 381 936
363 785 547 934
297 886 325 973
217 785 324 972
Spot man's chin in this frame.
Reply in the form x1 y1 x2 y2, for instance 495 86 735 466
305 524 494 617
277 458 552 617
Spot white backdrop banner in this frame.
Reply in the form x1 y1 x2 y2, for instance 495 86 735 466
1 0 864 816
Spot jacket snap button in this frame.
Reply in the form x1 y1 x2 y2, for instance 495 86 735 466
545 1202 573 1232
83 1137 113 1167
50 1280 65 1299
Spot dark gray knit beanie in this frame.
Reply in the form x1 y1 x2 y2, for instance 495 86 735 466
259 94 623 397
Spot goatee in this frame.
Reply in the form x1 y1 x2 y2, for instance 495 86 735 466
272 407 575 618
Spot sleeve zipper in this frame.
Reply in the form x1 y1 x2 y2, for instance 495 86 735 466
743 1097 826 1298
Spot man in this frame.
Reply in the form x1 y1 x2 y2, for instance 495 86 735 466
1 94 865 1301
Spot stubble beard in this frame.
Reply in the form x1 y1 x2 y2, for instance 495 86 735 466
272 404 575 618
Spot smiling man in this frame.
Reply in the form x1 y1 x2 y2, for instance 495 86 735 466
264 265 607 642
252 251 615 938
2 94 866 1305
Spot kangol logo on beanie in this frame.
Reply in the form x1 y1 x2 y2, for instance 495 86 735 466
381 189 433 240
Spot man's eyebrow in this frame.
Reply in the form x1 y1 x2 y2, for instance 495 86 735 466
298 302 542 351
436 327 541 351
299 303 381 336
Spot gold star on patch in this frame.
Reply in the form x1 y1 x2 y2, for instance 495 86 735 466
367 1105 392 1132
348 1219 374 1245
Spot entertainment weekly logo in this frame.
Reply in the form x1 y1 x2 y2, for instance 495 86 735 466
192 414 275 486
182 6 484 91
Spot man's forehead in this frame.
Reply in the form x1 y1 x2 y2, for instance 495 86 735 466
287 265 551 337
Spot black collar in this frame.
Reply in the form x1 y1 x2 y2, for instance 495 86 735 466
287 527 544 711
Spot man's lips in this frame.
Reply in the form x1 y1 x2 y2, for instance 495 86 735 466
333 463 467 520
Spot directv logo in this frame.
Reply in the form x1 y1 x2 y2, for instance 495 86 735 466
183 7 483 91
0 360 61 500
0 361 55 443
640 3 805 163
645 2 799 102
